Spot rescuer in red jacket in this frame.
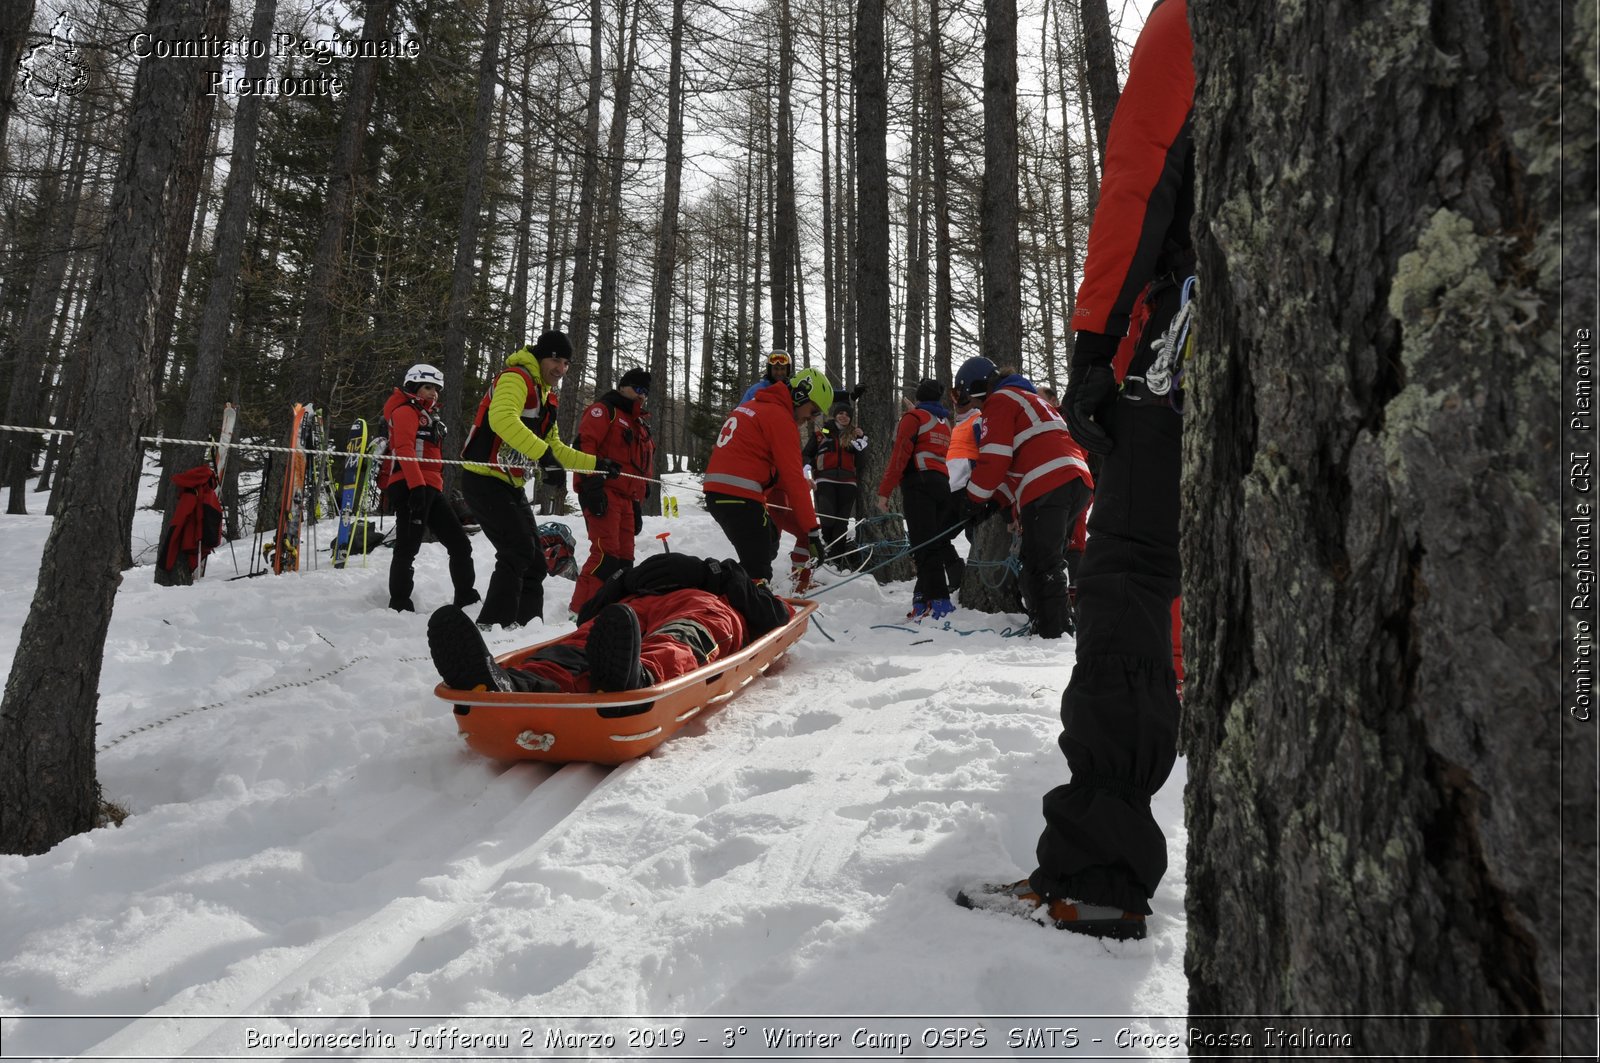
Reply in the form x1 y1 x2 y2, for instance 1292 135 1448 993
381 363 478 613
427 553 793 696
877 378 962 619
703 368 832 582
958 0 1193 941
953 357 1093 640
570 367 656 616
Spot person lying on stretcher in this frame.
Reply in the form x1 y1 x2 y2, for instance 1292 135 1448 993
428 553 795 696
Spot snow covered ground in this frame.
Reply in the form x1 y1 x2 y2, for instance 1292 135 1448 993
0 462 1188 1061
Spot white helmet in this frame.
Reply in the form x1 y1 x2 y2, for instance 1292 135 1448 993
404 363 445 391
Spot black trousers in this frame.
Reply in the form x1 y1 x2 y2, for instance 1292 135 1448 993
901 470 961 601
386 483 476 609
814 479 857 556
1019 479 1092 640
1030 394 1182 914
706 492 776 582
463 473 548 626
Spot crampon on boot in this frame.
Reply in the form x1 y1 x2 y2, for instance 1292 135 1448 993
955 880 1146 940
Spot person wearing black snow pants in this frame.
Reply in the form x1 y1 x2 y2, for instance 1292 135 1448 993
899 470 961 604
387 481 476 610
1031 359 1183 912
1018 478 1093 640
463 474 548 625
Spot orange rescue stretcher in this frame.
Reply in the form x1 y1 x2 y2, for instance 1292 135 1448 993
436 598 818 764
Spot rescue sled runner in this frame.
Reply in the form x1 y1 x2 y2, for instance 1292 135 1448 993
437 598 817 764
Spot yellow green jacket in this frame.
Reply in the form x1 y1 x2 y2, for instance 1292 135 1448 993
461 348 597 486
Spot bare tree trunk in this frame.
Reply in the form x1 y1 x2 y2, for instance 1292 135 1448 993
770 0 797 352
1077 0 1118 162
561 0 607 439
819 1 840 382
0 0 226 856
593 0 641 398
1184 0 1591 1055
4 99 89 514
438 0 506 494
981 0 1020 368
153 0 277 584
646 0 686 511
851 0 906 580
929 0 952 389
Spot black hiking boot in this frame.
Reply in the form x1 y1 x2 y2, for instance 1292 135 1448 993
428 606 514 692
586 603 646 692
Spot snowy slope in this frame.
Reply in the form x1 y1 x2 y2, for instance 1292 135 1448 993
0 465 1188 1060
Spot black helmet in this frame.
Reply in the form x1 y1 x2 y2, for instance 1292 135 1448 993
954 356 998 401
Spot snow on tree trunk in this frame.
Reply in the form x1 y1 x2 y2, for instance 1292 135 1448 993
1183 0 1593 1054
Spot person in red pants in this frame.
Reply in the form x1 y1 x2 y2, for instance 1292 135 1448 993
428 553 793 700
570 367 655 616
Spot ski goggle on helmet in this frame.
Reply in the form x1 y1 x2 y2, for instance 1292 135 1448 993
789 368 834 415
404 363 445 392
766 350 792 369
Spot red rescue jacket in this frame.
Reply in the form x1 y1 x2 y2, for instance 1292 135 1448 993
804 422 867 485
703 383 819 531
575 390 654 502
966 378 1093 512
159 465 223 573
381 388 446 491
878 403 951 498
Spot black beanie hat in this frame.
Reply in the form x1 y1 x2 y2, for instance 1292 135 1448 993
619 367 651 391
531 330 573 360
915 379 943 403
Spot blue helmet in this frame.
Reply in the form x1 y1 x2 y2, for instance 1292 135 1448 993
953 356 998 401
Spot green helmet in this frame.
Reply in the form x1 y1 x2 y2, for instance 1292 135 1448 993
789 368 834 414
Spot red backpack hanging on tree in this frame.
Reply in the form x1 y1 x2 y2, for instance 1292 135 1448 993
158 465 224 582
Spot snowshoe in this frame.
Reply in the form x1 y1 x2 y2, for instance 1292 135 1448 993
955 880 1146 941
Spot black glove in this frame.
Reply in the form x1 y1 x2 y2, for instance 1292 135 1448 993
849 383 867 402
965 498 1002 531
632 500 643 536
1064 334 1121 455
579 475 609 518
806 529 826 564
407 485 439 525
594 458 623 479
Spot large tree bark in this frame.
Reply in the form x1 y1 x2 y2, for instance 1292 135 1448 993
928 0 952 389
770 0 797 353
1184 0 1592 1055
438 0 506 493
0 0 227 856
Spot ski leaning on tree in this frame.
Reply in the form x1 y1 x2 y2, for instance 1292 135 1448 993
460 331 619 628
957 0 1193 941
569 366 655 617
379 363 477 613
703 368 832 584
